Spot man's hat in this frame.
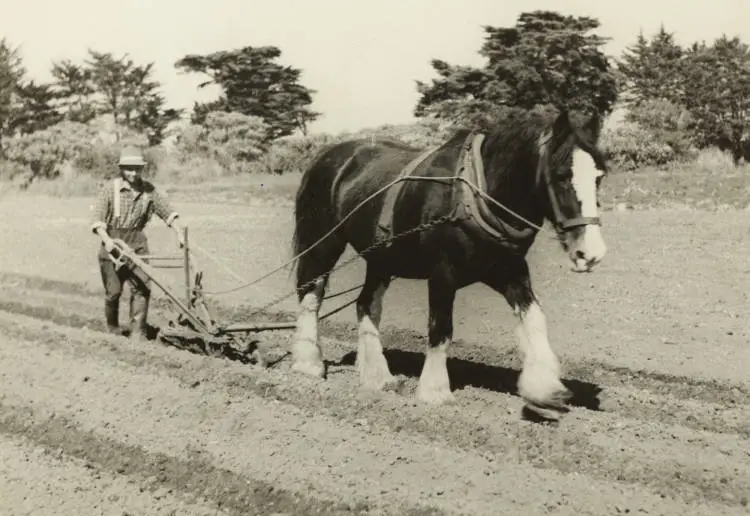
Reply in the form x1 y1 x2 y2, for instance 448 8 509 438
118 146 147 167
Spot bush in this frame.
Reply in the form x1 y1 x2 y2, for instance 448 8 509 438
255 133 338 175
624 99 696 158
172 111 269 175
343 118 455 149
2 121 99 187
601 121 679 171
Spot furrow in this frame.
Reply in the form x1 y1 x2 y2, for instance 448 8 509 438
0 432 230 516
1 287 747 441
0 310 748 513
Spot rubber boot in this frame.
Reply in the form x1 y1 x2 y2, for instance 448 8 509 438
105 298 126 336
129 290 151 342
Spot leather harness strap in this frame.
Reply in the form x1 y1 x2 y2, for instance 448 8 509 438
375 146 437 242
457 133 537 243
329 127 601 253
535 131 602 230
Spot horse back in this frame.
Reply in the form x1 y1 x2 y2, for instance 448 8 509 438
335 141 418 201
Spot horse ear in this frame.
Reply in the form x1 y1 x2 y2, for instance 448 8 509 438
584 111 603 139
553 109 572 135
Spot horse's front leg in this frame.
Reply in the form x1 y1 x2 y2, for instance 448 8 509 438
416 263 457 404
484 259 571 419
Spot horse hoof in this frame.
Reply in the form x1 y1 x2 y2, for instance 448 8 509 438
361 373 399 391
520 386 572 422
518 374 571 407
548 387 573 406
291 360 326 379
416 386 456 405
522 402 569 422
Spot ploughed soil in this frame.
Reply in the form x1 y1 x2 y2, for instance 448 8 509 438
1 196 749 514
0 272 748 515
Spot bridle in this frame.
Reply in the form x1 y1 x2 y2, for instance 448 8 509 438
535 131 602 231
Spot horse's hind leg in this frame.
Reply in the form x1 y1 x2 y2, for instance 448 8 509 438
291 239 346 378
355 264 397 390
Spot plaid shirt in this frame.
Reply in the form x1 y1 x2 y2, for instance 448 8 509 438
90 178 178 233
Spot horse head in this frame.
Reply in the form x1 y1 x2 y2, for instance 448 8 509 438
541 110 609 272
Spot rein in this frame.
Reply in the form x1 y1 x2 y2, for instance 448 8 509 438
326 126 602 257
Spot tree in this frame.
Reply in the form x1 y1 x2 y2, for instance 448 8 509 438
617 25 685 106
175 45 320 140
11 80 64 135
135 93 182 146
678 35 750 164
414 10 619 128
50 59 97 123
49 50 181 145
0 37 26 148
85 50 182 144
0 40 62 138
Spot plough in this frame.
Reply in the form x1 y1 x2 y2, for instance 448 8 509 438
106 227 299 366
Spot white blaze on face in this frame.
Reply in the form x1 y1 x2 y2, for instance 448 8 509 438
571 149 600 218
570 149 607 265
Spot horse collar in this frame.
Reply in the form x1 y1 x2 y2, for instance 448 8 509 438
457 132 539 246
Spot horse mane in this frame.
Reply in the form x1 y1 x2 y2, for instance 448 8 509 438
480 109 609 178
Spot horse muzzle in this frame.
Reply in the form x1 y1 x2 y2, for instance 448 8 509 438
566 223 606 273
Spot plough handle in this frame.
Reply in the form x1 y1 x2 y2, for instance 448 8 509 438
106 238 213 335
106 239 133 270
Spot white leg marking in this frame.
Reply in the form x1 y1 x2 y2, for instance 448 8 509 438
417 340 455 404
516 301 569 407
291 290 325 378
356 284 396 390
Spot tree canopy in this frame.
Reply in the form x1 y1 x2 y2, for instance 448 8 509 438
617 25 684 106
175 45 320 141
617 27 750 164
414 11 619 128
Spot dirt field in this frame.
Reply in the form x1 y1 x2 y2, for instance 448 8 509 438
1 194 749 515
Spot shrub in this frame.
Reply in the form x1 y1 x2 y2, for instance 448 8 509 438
342 118 455 149
2 121 99 188
600 121 678 171
255 133 338 175
624 98 696 159
172 111 269 175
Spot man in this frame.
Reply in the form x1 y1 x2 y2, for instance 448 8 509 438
90 146 184 340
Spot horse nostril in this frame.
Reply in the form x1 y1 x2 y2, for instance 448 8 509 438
575 250 586 260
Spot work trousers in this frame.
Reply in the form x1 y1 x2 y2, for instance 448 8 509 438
97 228 151 337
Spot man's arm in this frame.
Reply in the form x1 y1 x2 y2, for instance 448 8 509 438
91 184 115 250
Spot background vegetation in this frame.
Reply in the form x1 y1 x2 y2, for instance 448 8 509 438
1 10 749 209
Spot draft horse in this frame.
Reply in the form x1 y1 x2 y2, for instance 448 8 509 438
290 109 609 419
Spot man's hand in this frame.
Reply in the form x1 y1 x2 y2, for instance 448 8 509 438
172 221 185 248
103 237 117 254
95 227 117 253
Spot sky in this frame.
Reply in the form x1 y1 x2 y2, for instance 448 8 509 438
1 0 749 135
